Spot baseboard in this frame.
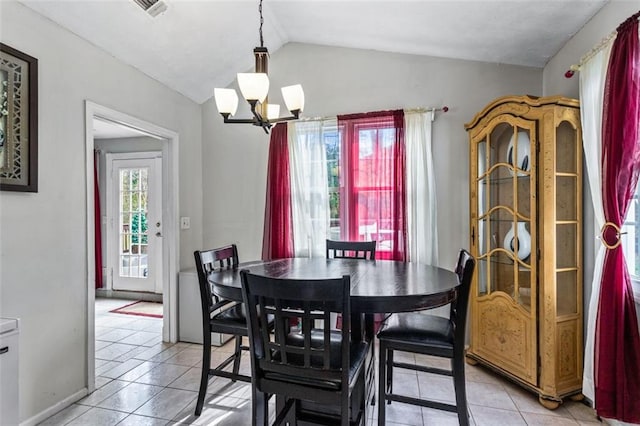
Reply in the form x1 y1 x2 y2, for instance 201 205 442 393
20 388 88 426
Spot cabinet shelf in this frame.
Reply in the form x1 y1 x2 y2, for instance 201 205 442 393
478 218 531 223
479 256 532 269
480 175 530 185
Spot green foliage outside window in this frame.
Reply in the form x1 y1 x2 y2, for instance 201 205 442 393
131 212 148 244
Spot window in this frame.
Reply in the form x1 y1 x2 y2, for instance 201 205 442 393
295 112 406 260
268 110 434 263
621 187 639 277
621 184 640 304
335 111 406 260
325 128 341 240
622 185 640 302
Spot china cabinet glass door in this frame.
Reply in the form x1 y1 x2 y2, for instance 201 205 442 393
472 117 538 384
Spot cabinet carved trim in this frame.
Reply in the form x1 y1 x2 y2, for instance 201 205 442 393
476 293 535 383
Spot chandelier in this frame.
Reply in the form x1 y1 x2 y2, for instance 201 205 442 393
213 0 304 133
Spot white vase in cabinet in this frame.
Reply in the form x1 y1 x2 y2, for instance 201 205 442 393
503 222 531 260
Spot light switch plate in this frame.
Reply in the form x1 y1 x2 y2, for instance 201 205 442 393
180 217 190 230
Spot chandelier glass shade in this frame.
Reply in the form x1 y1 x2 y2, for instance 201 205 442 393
213 0 304 133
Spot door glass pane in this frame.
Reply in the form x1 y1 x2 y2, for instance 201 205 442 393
517 176 531 219
484 123 533 304
488 166 515 218
477 139 488 256
477 258 488 296
504 220 532 265
119 167 149 279
556 121 577 174
490 260 515 298
556 223 577 269
488 208 513 254
557 176 577 221
518 267 532 312
557 270 578 316
121 256 130 276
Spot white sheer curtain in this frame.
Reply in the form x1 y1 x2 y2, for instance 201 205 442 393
579 38 614 405
288 119 333 257
405 110 438 266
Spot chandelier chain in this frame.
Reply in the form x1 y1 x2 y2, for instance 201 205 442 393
259 0 264 47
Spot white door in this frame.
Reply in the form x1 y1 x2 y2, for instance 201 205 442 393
107 153 163 293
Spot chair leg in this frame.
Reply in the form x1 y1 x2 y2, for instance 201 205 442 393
341 391 349 426
195 330 212 416
252 388 269 426
232 335 242 380
386 348 394 402
453 352 469 426
377 341 387 425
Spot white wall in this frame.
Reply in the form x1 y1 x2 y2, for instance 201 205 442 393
543 1 639 98
0 2 203 422
202 42 542 268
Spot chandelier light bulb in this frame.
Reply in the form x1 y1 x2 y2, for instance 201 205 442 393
237 73 269 103
214 88 239 116
281 84 305 113
266 104 280 120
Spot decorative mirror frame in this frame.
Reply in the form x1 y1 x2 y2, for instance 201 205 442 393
0 43 38 192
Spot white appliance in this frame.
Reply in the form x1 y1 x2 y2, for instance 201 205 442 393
178 269 230 346
0 318 20 426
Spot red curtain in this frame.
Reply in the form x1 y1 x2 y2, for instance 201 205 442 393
262 123 294 260
595 12 640 423
94 150 103 289
338 110 407 261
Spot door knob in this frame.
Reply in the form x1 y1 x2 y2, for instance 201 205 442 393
156 232 162 237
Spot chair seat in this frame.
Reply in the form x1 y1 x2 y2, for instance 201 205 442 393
377 312 454 352
208 303 248 334
210 303 274 335
265 331 369 390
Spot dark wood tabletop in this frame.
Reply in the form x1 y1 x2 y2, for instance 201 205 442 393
208 257 459 314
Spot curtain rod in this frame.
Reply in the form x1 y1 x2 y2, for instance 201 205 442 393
565 12 639 78
297 106 448 122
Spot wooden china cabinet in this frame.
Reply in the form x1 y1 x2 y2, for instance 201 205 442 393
465 95 583 408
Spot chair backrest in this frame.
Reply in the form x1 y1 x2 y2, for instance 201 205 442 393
326 239 376 260
193 244 239 315
240 270 352 388
452 249 475 350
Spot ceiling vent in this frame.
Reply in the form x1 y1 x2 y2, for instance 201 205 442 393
133 0 168 17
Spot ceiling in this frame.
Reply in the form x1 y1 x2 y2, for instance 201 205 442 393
20 0 608 104
93 117 160 139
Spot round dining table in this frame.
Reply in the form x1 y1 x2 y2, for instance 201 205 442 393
208 257 460 314
207 257 460 425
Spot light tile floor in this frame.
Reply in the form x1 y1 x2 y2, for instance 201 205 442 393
39 298 602 425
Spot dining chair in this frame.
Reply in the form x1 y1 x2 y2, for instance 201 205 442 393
240 270 370 426
193 244 251 417
376 249 475 426
326 239 376 260
326 239 377 331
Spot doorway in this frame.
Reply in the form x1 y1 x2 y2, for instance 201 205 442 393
106 153 163 294
85 101 180 394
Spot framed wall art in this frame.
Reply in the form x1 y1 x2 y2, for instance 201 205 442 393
0 43 38 192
